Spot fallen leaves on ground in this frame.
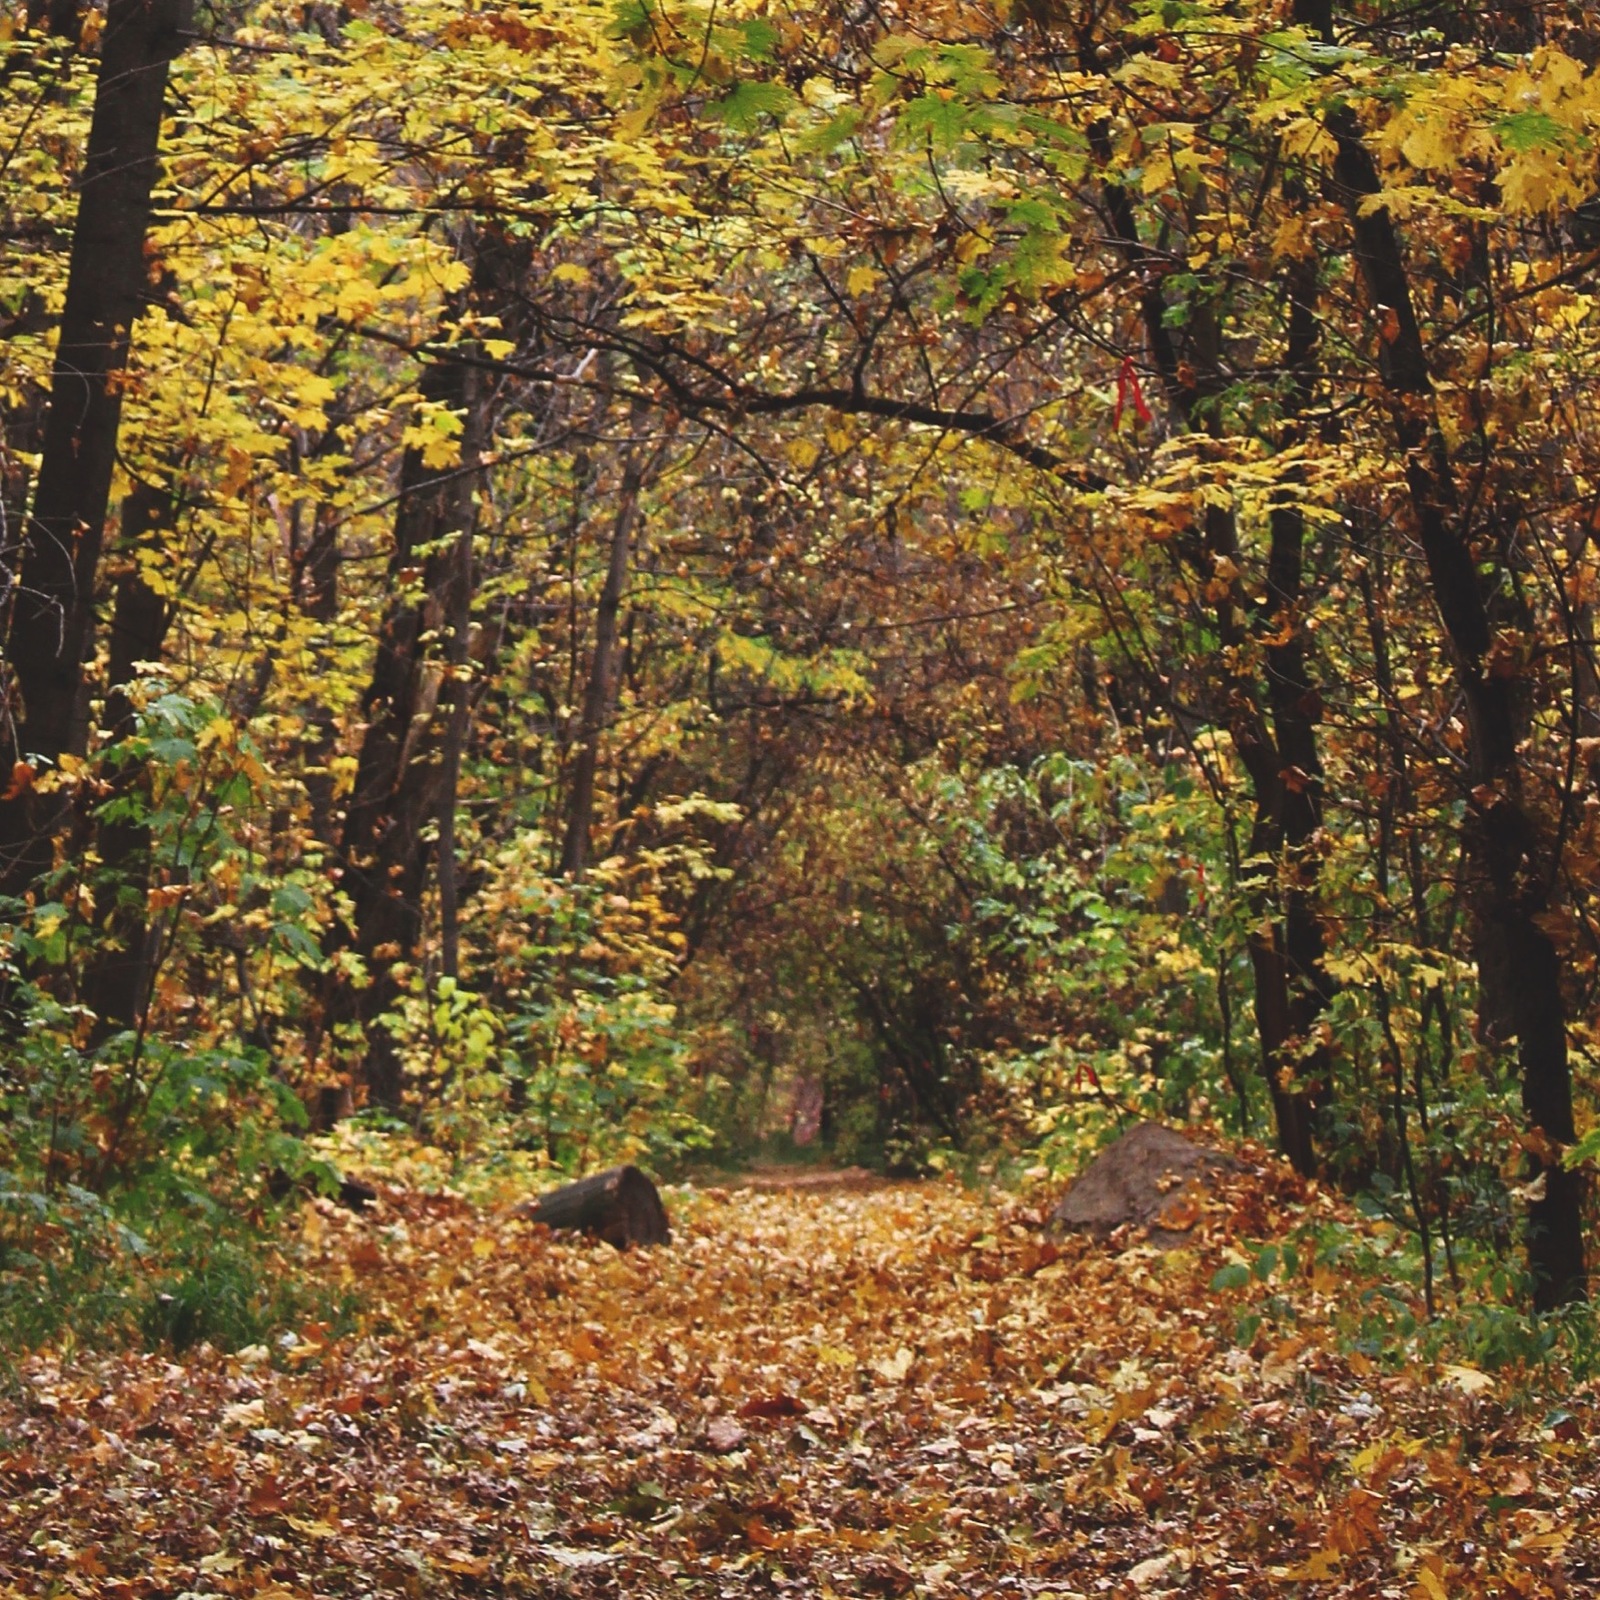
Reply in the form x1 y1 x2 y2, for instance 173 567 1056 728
2 1158 1597 1598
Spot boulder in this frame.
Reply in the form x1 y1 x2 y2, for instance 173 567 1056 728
1049 1123 1233 1243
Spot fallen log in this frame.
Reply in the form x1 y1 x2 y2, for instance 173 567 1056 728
515 1165 671 1248
267 1166 378 1213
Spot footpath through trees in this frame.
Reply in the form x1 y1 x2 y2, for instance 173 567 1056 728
3 1168 1596 1597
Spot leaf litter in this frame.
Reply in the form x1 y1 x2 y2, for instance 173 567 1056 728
2 1153 1597 1598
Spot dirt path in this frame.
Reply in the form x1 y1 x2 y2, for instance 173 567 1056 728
2 1171 1595 1597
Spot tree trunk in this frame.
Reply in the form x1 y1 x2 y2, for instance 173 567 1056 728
290 443 347 848
1320 63 1586 1305
436 494 474 981
325 358 488 1110
0 0 187 902
80 480 172 1035
319 225 535 1111
559 455 646 878
1088 129 1330 1175
25 0 85 34
515 1164 671 1248
1261 249 1336 1149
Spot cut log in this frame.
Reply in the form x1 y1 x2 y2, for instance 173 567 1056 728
267 1166 378 1213
516 1165 671 1248
1049 1123 1234 1243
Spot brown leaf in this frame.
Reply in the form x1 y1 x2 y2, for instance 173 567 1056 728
246 1475 287 1517
702 1416 748 1453
738 1394 806 1420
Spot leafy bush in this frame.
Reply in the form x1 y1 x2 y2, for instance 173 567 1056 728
372 831 716 1177
0 688 332 1356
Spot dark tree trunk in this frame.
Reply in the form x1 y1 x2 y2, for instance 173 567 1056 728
290 454 346 848
559 456 645 878
80 480 172 1035
515 1165 671 1248
1088 127 1330 1175
1322 72 1586 1305
319 227 533 1111
25 0 86 34
325 358 487 1110
1261 249 1337 1144
0 0 186 902
436 494 474 980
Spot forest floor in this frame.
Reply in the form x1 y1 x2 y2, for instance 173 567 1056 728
3 1152 1597 1599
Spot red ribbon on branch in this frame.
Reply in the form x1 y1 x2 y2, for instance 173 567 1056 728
1113 355 1152 427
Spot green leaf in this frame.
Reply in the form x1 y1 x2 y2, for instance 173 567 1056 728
801 109 862 155
712 79 796 131
899 94 970 151
1495 110 1567 153
734 18 780 61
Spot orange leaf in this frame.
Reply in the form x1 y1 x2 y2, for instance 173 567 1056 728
1 761 33 801
246 1475 286 1517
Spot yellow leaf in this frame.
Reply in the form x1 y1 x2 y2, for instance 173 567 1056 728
1277 1549 1341 1581
1270 215 1313 261
1400 118 1455 172
1411 1558 1449 1600
871 1346 914 1383
287 1516 340 1540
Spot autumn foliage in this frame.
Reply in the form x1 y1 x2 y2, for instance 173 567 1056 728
4 0 1600 1443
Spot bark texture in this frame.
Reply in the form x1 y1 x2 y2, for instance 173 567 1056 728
325 356 488 1110
515 1165 671 1249
80 480 172 1036
1312 12 1585 1303
0 0 186 901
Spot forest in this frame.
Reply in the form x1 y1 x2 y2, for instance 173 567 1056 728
4 0 1600 1594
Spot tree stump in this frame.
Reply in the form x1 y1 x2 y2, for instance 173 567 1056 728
516 1165 671 1248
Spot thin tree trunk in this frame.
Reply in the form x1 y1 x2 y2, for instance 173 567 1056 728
325 358 488 1109
1087 118 1330 1174
80 480 171 1035
436 501 474 981
559 455 645 878
1262 249 1337 1138
1315 33 1585 1303
290 443 346 846
0 0 186 901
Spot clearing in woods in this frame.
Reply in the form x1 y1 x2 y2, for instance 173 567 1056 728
2 1161 1596 1597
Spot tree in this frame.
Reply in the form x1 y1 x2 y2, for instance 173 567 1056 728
0 0 187 903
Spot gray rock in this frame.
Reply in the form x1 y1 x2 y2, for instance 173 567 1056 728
1049 1123 1233 1243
